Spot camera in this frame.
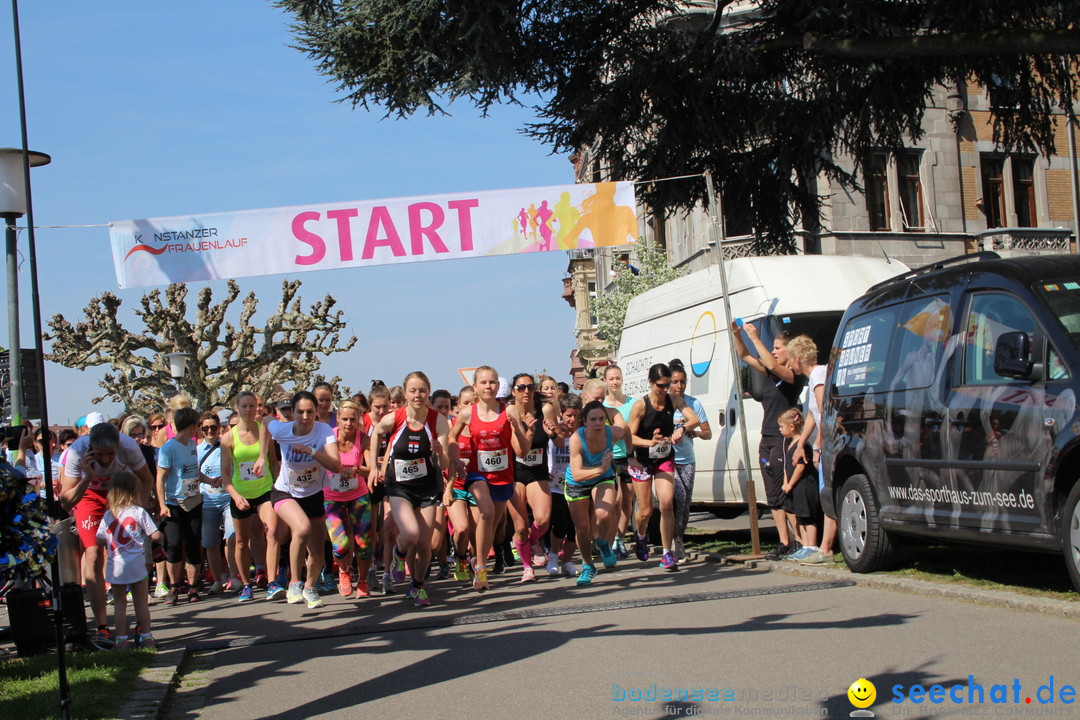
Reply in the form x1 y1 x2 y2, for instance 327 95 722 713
1 424 28 452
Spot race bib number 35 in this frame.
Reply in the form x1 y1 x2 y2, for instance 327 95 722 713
328 470 359 493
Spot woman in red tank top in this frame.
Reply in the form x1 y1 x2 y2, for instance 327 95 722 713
447 366 530 591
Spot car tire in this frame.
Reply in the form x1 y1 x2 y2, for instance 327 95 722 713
1062 481 1080 593
838 473 895 573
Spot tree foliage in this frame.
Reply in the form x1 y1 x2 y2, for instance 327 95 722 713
277 0 1080 249
44 279 356 414
592 239 685 357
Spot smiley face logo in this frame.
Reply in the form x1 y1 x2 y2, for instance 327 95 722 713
847 678 876 709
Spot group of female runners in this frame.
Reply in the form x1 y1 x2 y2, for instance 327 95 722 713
204 361 710 608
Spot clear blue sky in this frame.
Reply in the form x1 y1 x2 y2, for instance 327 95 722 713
0 2 579 424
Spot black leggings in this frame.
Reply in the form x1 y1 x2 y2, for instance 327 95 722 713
162 503 203 565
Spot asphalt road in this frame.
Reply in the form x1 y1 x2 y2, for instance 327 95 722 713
149 548 1079 720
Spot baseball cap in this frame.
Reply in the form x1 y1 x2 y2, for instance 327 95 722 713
85 412 106 428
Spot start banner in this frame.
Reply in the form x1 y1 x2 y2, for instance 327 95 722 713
109 181 638 288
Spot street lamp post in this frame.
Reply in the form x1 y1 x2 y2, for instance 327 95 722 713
0 147 50 426
165 351 192 397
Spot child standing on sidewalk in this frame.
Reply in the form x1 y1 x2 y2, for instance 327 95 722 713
778 408 821 560
96 470 163 649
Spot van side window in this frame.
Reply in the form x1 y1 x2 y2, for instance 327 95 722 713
963 293 1037 385
833 308 897 394
892 295 953 392
1047 345 1069 381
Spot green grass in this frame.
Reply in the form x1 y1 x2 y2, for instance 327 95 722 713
0 648 155 720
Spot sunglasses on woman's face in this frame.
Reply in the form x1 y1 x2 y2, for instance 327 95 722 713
514 384 535 392
150 424 165 430
201 424 220 433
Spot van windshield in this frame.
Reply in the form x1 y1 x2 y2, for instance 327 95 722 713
1033 281 1080 349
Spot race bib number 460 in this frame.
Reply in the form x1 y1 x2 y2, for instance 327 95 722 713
477 448 508 473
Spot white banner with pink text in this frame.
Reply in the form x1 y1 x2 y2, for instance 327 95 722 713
108 182 638 288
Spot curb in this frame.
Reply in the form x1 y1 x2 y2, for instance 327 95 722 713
118 647 189 720
710 554 1080 620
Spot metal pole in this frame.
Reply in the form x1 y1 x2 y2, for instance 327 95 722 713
10 1 70 717
1065 61 1080 254
5 215 21 426
704 171 762 555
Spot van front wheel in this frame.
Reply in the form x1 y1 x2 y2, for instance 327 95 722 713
838 474 895 573
1062 482 1080 593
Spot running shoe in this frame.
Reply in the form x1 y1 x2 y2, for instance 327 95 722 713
354 580 370 598
780 541 803 560
106 589 114 606
634 535 650 562
266 581 286 601
787 545 817 561
302 586 323 608
799 550 836 565
208 580 223 595
136 633 157 650
546 552 560 576
659 551 679 571
254 571 269 589
91 626 115 651
454 558 471 583
338 569 353 597
320 571 337 594
492 553 506 575
763 543 790 561
532 546 546 568
381 573 396 595
224 577 242 593
286 582 305 604
614 536 631 559
413 587 431 607
238 585 254 602
167 586 180 606
406 581 419 600
597 539 618 569
521 564 536 582
154 582 170 599
436 563 450 580
114 636 130 650
473 566 489 593
390 553 407 584
576 563 596 586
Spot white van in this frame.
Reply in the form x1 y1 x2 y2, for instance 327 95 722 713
617 254 908 516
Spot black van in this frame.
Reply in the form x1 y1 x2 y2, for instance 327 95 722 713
821 252 1080 590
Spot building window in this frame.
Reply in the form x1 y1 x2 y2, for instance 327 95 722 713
980 157 1006 228
866 153 889 231
587 281 597 327
1013 158 1036 227
980 155 1037 229
897 151 924 231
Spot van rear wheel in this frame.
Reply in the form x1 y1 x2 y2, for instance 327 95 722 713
838 474 895 573
1062 482 1080 593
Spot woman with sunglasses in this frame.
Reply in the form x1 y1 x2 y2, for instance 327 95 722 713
259 390 340 608
627 363 700 571
508 373 558 582
221 391 279 602
197 411 238 594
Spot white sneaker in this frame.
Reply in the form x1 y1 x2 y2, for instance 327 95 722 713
302 586 323 608
546 552 560 576
562 561 579 577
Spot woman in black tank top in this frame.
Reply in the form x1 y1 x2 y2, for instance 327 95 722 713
627 363 700 572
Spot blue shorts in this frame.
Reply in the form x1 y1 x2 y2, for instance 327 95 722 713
488 482 515 503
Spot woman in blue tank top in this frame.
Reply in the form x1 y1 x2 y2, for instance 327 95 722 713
565 400 629 586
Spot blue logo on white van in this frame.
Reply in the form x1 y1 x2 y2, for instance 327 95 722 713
690 311 717 377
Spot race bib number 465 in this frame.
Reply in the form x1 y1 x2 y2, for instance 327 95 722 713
394 457 428 481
